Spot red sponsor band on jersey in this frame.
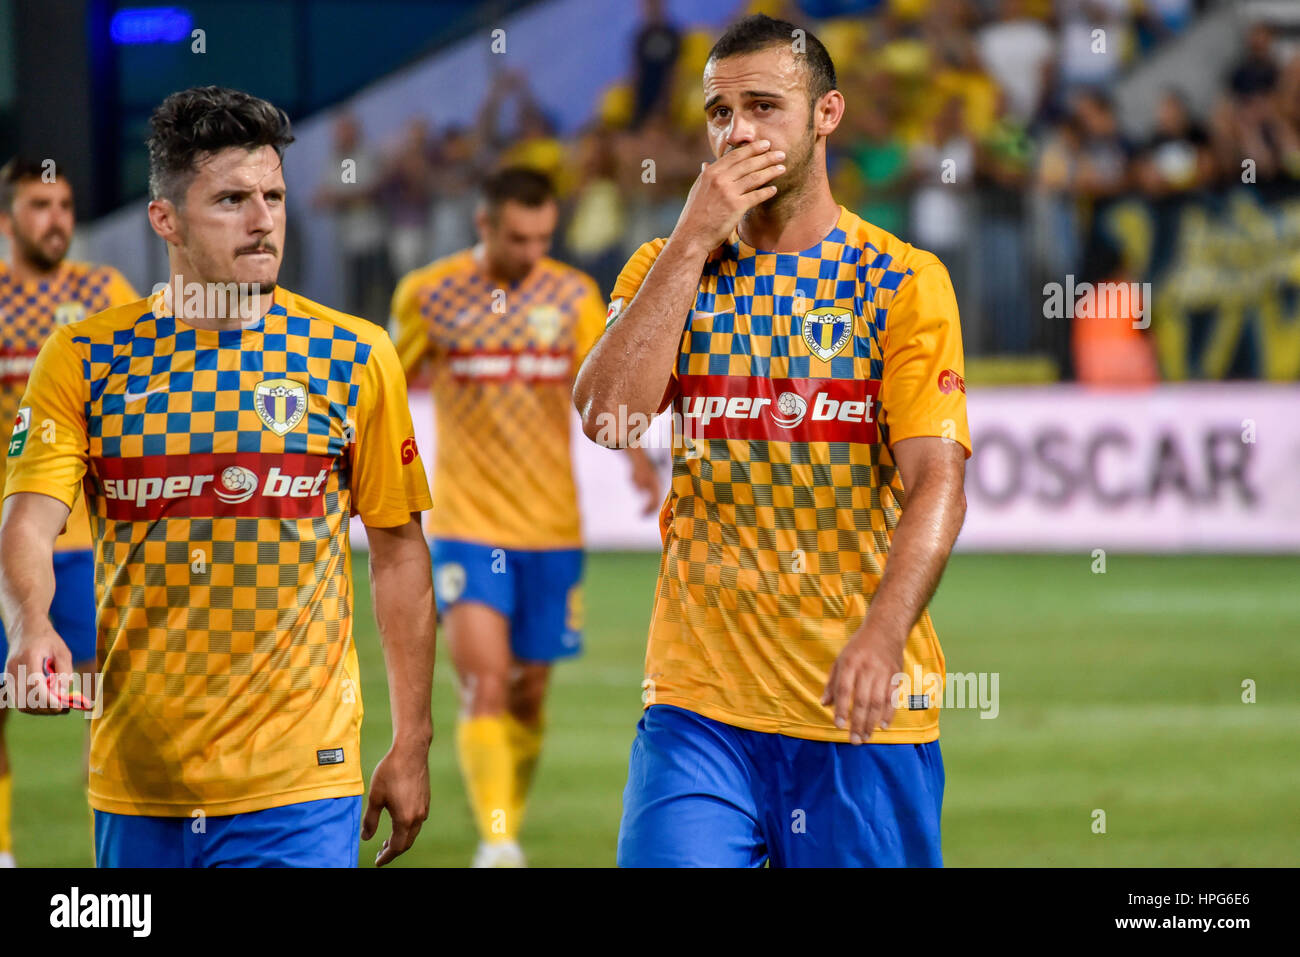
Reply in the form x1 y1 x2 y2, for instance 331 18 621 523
445 349 571 383
937 368 965 394
676 374 881 443
91 452 335 520
0 351 38 384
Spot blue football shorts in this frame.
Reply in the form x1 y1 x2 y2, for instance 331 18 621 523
94 796 363 867
617 703 944 867
430 538 583 663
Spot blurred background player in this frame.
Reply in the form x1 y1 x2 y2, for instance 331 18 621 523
0 157 138 868
0 87 436 867
576 15 971 867
391 165 660 867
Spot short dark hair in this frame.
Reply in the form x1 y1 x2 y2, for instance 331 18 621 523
707 14 837 106
480 166 555 213
0 156 67 211
147 86 294 205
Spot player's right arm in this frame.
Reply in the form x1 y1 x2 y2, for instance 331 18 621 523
573 139 786 447
0 494 74 713
0 325 88 714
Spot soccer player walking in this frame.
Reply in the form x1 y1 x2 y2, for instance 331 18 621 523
391 167 659 867
575 15 972 867
0 87 436 867
0 158 139 867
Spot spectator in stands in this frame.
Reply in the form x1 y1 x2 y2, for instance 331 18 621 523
563 126 627 294
377 117 437 278
1133 90 1212 196
976 0 1055 125
428 124 482 260
631 0 682 128
1055 0 1130 94
1229 21 1280 101
977 90 1036 352
909 94 976 326
1211 21 1300 183
313 112 389 322
1071 240 1158 386
614 108 703 258
1070 89 1132 199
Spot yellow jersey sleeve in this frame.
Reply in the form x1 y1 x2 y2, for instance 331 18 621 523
350 332 433 527
105 268 141 307
389 273 431 381
609 238 676 412
3 324 88 509
573 275 608 368
879 261 972 458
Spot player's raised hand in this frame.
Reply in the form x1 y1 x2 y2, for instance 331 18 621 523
672 139 787 254
3 625 74 715
362 739 431 866
820 627 906 744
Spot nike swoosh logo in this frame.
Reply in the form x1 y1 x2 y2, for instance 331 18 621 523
122 387 168 402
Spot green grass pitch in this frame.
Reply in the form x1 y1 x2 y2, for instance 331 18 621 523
7 551 1298 866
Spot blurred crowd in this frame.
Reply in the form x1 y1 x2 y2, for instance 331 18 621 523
315 0 1300 375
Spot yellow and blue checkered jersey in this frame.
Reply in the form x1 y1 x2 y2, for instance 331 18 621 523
0 260 138 551
2 287 432 816
611 206 972 744
391 248 606 549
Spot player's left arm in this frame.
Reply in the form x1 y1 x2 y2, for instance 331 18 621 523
574 276 663 514
822 261 972 742
349 330 436 865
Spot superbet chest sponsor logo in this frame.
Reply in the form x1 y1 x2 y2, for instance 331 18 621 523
677 374 881 443
94 452 333 520
937 368 965 394
446 349 571 383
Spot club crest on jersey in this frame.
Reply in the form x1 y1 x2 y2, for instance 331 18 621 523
253 378 307 436
54 302 86 326
801 307 854 362
527 305 561 346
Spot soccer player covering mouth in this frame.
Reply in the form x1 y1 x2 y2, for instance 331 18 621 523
574 15 973 867
0 158 139 868
0 87 436 867
391 167 661 868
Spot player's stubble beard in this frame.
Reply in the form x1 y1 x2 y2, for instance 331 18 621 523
11 222 69 273
747 111 817 223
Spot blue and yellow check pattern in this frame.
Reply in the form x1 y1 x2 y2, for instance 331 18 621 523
609 206 972 744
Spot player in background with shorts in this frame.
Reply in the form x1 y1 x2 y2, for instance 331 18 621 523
391 167 660 867
0 158 138 868
575 15 971 867
0 87 436 867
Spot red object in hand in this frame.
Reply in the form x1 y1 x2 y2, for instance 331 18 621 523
42 656 92 711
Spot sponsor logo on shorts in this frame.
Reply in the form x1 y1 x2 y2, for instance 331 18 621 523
435 562 467 603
